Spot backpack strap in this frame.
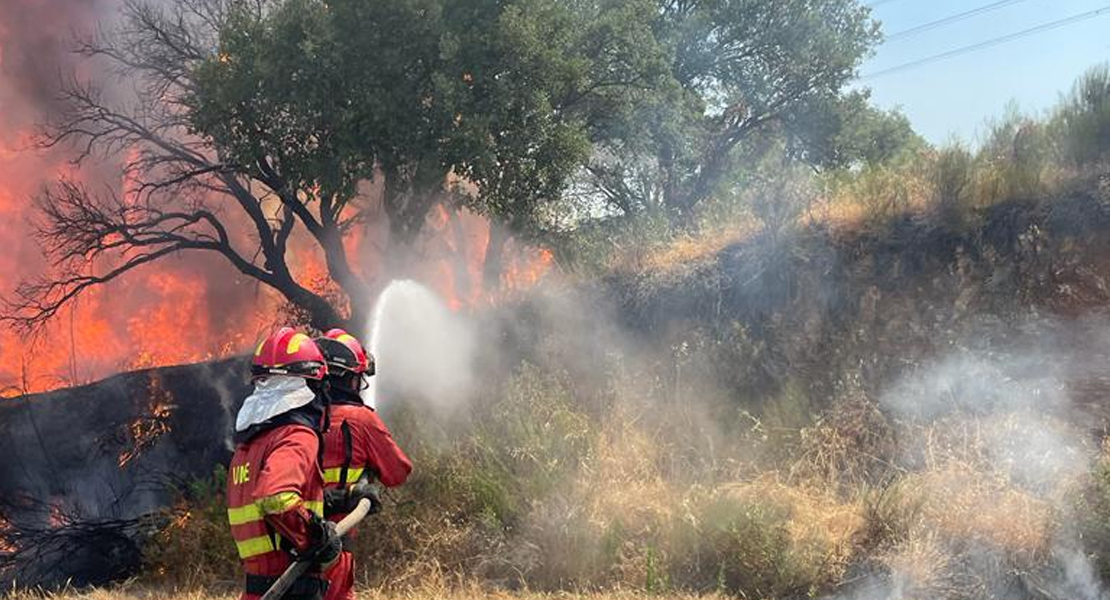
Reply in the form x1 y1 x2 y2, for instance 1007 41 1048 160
338 420 353 488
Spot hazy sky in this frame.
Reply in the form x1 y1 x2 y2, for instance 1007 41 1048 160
860 0 1110 145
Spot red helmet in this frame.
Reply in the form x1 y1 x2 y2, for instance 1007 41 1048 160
251 327 328 381
319 328 374 376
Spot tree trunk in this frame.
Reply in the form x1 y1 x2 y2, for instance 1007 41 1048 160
483 223 510 292
446 205 473 303
317 225 372 332
383 159 449 248
274 273 349 333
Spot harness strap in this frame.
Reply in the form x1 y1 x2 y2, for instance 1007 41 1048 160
338 420 353 488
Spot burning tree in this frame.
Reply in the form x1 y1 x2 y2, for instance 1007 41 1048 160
3 0 895 334
5 0 370 331
3 0 657 332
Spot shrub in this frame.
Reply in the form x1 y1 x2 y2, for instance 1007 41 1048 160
467 364 593 526
757 381 816 467
975 106 1051 206
1056 64 1110 167
856 481 922 554
141 467 238 588
517 408 675 590
823 149 932 226
931 143 974 224
732 153 816 237
1076 440 1110 579
667 482 860 598
791 379 895 492
557 210 676 275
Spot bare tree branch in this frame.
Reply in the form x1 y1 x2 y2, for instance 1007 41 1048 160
5 0 358 333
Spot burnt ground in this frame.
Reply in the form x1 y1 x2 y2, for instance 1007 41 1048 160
0 358 250 587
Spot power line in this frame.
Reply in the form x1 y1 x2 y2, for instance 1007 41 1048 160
862 5 1110 80
867 0 905 7
886 0 1030 41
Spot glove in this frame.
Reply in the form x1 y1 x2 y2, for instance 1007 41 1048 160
323 488 348 517
324 480 382 517
296 514 342 568
348 480 383 516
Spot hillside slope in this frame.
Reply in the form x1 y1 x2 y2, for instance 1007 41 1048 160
5 193 1110 595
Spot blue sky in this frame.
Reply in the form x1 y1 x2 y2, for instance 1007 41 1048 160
859 0 1110 145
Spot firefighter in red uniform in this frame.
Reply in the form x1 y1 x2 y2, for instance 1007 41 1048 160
314 329 413 600
227 327 343 600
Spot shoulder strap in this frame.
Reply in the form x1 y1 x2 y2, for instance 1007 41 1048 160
338 420 353 488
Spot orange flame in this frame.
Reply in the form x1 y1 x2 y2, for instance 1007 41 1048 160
0 515 14 553
117 375 175 468
47 502 68 529
502 246 554 294
0 16 553 394
0 160 552 396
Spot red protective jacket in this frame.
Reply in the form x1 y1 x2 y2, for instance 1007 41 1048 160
322 403 412 494
227 424 325 585
321 403 411 600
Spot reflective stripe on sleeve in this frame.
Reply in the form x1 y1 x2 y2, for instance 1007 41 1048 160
258 491 303 515
229 495 322 526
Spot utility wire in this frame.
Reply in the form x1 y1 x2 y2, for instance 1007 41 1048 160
868 0 905 7
886 0 1030 41
862 5 1110 80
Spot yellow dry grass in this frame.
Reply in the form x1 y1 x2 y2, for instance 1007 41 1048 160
0 584 723 600
717 478 863 562
901 463 1053 558
880 529 961 600
611 218 760 277
580 418 676 530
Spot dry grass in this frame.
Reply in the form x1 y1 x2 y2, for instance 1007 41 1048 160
49 331 1110 600
891 413 1081 561
0 584 724 600
724 479 863 559
901 464 1053 557
624 220 760 276
0 585 719 598
879 529 962 600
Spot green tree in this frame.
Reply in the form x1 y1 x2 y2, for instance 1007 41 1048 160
579 0 883 224
6 0 894 331
784 90 921 169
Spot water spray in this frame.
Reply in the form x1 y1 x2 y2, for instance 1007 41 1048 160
361 279 477 412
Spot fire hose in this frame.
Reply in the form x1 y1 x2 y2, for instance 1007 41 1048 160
259 497 373 600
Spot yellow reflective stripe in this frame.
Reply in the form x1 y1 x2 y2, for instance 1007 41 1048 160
258 491 302 515
236 534 278 559
227 503 264 526
229 495 322 526
323 467 365 484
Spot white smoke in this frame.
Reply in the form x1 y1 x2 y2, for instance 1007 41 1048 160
819 313 1110 600
830 334 1106 600
881 350 1087 495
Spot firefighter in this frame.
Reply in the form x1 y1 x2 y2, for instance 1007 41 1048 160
227 327 343 600
314 328 413 600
